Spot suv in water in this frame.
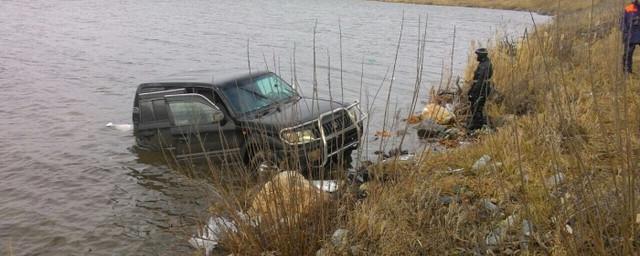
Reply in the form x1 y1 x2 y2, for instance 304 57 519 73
132 71 365 171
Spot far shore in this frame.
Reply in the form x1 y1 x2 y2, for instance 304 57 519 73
376 0 594 15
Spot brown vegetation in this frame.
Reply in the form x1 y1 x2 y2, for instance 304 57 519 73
195 0 640 255
337 0 640 255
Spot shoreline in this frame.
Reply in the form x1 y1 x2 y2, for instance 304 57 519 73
376 0 553 15
202 0 638 254
375 0 588 15
320 0 637 255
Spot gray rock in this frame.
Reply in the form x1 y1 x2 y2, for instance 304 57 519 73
439 196 453 205
565 224 573 234
415 119 447 138
522 219 532 237
501 215 518 228
439 195 460 205
350 245 364 256
480 198 499 214
486 215 519 247
485 229 502 246
331 229 350 248
472 155 492 171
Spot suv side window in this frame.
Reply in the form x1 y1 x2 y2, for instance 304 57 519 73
168 100 219 126
152 99 169 121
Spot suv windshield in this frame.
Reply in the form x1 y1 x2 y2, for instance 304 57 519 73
221 73 297 115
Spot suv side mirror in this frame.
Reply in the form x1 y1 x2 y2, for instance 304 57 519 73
212 110 224 123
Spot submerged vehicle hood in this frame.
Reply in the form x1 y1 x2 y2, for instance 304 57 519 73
239 97 346 130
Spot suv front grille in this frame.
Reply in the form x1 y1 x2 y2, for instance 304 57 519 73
326 128 359 153
321 110 353 135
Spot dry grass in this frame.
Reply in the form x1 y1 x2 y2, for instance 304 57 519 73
189 0 640 255
335 0 640 255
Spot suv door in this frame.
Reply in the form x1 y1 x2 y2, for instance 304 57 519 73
165 94 230 162
135 89 184 150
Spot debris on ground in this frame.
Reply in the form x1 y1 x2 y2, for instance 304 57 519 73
374 130 393 138
189 215 240 255
310 180 339 193
443 167 465 174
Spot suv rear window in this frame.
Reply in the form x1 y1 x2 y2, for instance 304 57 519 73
152 99 169 121
140 101 154 123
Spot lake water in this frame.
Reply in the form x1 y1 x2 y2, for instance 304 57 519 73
0 0 548 254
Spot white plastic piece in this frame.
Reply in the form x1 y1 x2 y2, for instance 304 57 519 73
310 180 339 193
105 122 133 132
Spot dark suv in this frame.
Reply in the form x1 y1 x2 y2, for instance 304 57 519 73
132 71 365 171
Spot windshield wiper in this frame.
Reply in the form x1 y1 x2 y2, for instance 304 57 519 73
238 87 271 101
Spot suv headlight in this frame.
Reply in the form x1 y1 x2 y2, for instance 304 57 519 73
282 129 317 144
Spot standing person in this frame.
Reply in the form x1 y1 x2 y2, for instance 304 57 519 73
467 48 493 131
623 0 640 73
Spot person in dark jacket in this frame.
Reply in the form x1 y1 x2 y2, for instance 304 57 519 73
467 48 493 130
623 0 640 73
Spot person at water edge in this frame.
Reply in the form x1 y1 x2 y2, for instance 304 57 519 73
467 48 493 131
623 0 640 73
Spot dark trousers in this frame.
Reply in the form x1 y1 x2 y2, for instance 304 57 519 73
624 42 639 72
468 96 487 130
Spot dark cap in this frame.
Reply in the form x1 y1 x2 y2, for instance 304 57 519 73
475 48 489 55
